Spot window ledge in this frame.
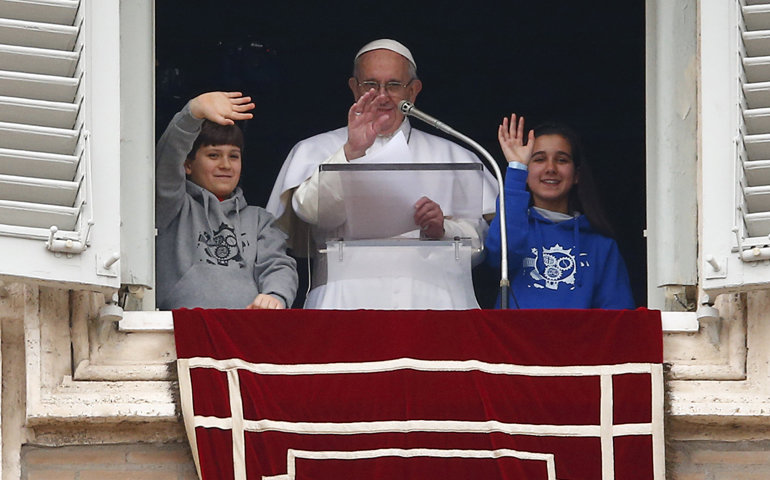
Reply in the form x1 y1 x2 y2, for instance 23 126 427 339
660 311 699 332
118 310 699 333
119 310 174 332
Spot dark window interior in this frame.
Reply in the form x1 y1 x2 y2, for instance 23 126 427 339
156 0 646 308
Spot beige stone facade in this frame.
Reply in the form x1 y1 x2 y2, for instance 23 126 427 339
22 444 196 480
0 284 187 479
1 282 768 479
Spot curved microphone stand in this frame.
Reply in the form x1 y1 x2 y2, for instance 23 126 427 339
398 100 510 308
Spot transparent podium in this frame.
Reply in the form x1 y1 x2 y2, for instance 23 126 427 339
310 163 485 310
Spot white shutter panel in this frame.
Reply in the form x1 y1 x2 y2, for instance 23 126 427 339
742 3 770 242
702 0 770 293
0 0 122 292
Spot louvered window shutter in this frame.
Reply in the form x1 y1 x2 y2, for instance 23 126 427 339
0 0 124 291
702 1 770 293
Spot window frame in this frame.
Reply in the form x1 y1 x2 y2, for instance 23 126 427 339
645 0 699 310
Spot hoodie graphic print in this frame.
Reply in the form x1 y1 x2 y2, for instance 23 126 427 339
525 243 580 290
199 222 244 267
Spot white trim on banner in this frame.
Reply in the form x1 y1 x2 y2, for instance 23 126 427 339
177 355 665 480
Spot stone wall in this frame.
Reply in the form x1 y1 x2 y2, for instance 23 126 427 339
3 282 770 479
22 444 196 480
668 440 770 480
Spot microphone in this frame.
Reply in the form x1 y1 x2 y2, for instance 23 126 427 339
397 100 513 308
399 101 451 133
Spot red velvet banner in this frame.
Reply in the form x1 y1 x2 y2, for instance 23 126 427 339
174 308 663 480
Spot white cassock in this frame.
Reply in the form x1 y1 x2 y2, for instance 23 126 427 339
265 118 499 310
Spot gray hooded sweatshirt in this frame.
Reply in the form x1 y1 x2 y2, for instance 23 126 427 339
155 103 298 309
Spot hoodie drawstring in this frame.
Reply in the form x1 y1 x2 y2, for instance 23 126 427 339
573 216 582 288
234 195 243 254
201 192 215 234
533 214 546 276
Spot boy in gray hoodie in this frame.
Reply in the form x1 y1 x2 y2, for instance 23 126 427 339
156 91 297 310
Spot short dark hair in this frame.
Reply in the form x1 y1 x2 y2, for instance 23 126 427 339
532 121 615 238
187 120 244 160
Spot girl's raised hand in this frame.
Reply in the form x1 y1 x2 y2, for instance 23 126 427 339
498 114 535 166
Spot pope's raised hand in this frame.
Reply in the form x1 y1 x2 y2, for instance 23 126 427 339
189 91 255 126
498 114 534 166
343 89 394 160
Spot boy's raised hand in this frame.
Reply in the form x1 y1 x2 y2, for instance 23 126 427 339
498 114 535 166
189 91 255 125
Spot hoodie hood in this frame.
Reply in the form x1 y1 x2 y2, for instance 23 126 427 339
529 207 592 231
185 180 248 258
186 180 248 213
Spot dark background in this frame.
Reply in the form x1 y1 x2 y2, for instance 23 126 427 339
156 0 647 308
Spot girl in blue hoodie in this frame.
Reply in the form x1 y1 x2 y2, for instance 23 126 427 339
485 115 635 309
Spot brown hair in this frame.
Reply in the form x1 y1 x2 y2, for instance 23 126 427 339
187 120 244 160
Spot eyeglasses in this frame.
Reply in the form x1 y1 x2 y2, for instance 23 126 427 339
356 79 414 95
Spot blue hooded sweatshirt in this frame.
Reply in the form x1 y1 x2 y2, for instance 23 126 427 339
485 167 635 309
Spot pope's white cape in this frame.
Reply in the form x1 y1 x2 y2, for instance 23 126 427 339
265 118 499 310
266 119 498 220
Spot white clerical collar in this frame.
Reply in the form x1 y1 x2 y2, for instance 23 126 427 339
367 119 413 155
377 118 412 142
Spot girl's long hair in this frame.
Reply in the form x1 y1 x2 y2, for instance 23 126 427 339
531 122 615 238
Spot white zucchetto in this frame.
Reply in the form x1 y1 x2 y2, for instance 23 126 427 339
354 39 416 70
